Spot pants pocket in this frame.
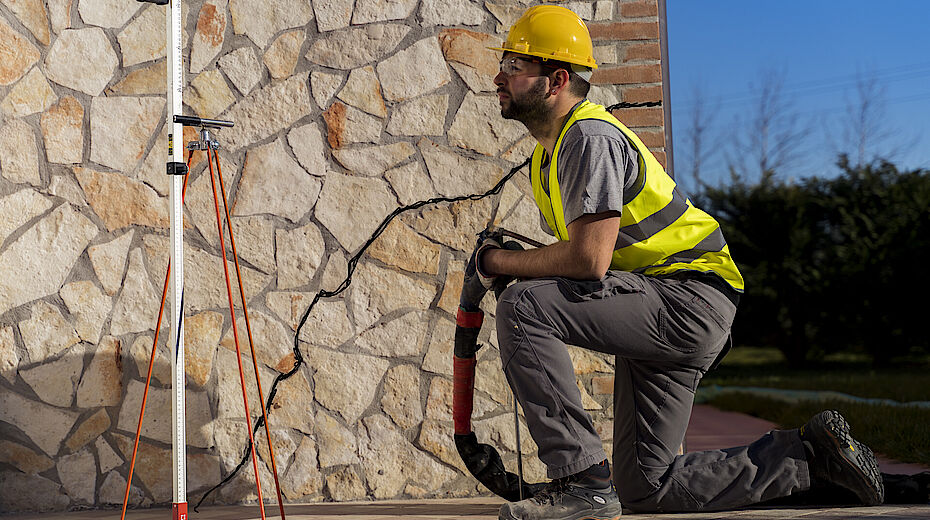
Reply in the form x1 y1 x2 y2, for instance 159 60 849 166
556 271 645 302
661 293 728 354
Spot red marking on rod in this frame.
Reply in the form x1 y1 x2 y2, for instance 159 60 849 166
456 307 484 329
172 502 188 520
452 355 477 435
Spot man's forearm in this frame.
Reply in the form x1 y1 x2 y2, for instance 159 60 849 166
482 240 603 280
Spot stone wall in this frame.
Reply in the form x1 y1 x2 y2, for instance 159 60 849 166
0 0 667 512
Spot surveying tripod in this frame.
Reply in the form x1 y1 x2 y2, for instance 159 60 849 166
123 1 285 519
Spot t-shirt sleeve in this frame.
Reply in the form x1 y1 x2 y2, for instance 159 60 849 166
557 123 638 225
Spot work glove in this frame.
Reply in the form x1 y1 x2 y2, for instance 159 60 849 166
460 231 523 311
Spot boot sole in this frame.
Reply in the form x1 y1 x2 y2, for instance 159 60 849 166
817 410 884 506
498 504 622 520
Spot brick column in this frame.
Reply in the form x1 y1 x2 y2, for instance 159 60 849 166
589 0 671 171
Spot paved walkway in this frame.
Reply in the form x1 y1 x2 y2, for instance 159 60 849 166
12 406 928 520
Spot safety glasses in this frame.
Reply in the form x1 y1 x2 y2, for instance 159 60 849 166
498 56 560 77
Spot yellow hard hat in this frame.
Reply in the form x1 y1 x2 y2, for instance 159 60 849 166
488 5 597 70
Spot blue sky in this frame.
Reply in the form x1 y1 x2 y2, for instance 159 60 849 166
665 1 930 190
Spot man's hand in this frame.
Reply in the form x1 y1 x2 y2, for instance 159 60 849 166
481 212 620 281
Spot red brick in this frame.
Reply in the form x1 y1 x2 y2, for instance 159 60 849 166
622 85 662 104
591 376 614 395
612 106 664 127
588 21 658 41
591 64 661 85
624 42 661 62
620 1 658 18
636 130 666 148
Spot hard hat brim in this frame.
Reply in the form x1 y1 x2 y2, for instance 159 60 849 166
488 45 598 70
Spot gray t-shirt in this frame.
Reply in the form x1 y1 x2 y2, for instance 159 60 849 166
537 118 640 235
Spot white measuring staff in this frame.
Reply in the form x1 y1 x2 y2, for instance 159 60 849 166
165 0 187 517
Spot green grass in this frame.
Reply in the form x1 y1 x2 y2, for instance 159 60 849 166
700 346 930 466
703 347 930 403
705 393 930 467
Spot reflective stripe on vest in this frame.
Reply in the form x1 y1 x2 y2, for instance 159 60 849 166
530 100 745 292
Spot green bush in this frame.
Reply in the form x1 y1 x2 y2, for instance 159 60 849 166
695 158 930 367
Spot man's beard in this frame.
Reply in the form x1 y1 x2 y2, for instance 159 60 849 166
500 77 550 125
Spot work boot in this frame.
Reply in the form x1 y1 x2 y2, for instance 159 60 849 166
498 461 622 520
800 410 884 505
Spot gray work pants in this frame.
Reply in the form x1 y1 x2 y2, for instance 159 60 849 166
495 271 810 512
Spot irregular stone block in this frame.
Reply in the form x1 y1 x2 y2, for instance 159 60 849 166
0 471 69 512
263 29 305 79
366 219 441 275
385 161 437 206
287 122 328 176
0 440 54 475
20 343 84 407
223 73 312 150
281 435 322 499
116 380 213 448
77 0 141 28
0 17 39 86
229 0 313 48
141 234 272 313
219 310 293 374
309 69 343 109
324 466 366 501
386 94 449 136
315 171 397 253
336 65 386 117
332 142 414 177
314 409 358 467
185 69 235 118
41 95 83 164
313 0 353 32
1 66 56 117
0 390 80 456
448 91 526 156
65 408 111 453
356 310 430 357
184 311 223 387
347 261 435 331
190 0 228 74
60 281 110 344
0 188 53 246
218 46 262 96
87 230 134 296
419 0 485 26
352 0 416 23
306 23 409 70
358 414 456 498
0 119 40 185
45 27 117 95
57 449 96 504
418 138 505 197
2 0 50 45
234 138 322 223
381 364 423 429
108 249 158 336
275 222 325 290
0 204 97 315
377 36 451 102
309 346 388 424
88 96 165 172
19 300 80 364
76 336 123 408
294 299 354 349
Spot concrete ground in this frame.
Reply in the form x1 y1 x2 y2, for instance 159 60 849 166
13 406 929 520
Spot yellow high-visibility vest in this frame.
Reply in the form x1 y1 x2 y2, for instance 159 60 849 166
531 100 744 292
